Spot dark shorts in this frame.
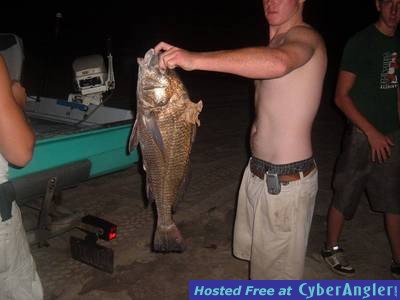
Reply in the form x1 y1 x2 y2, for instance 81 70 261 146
332 126 400 219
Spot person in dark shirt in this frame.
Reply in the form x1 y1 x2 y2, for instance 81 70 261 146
322 0 400 279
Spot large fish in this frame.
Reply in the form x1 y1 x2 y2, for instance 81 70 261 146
129 49 203 252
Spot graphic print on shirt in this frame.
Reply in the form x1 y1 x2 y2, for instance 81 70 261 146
381 51 399 89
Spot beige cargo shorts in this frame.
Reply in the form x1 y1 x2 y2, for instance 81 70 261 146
0 202 43 300
233 159 318 279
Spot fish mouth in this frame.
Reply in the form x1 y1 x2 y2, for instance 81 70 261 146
143 85 167 91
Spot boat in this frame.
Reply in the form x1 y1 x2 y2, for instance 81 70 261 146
1 32 139 246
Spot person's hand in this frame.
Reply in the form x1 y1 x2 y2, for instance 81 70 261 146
366 129 394 163
154 41 195 71
11 81 27 109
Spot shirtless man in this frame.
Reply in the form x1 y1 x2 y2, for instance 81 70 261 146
155 0 327 279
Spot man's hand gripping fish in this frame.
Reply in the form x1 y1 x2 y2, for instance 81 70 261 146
129 49 203 252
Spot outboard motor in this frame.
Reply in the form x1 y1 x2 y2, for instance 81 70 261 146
68 44 115 106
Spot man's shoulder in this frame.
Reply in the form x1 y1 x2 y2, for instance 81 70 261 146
342 25 378 57
287 24 323 41
287 24 320 37
285 24 324 48
347 24 375 43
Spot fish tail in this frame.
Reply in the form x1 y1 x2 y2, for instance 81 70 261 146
153 223 186 253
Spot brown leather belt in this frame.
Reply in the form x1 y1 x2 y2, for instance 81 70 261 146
278 165 316 183
250 157 316 183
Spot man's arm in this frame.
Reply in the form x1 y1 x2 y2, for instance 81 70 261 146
0 55 35 166
335 70 393 163
155 26 321 79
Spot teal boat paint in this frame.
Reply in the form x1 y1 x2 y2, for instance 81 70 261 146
9 122 139 180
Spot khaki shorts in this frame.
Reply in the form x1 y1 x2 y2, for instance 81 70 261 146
0 202 43 300
233 159 318 279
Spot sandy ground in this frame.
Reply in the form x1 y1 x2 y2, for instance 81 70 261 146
19 72 397 300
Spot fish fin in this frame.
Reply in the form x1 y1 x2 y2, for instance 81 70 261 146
141 160 155 207
191 124 197 144
173 161 192 214
153 223 186 253
146 176 155 206
128 116 139 153
143 113 166 156
180 99 203 126
194 100 203 126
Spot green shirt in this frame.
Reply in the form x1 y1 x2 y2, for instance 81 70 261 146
341 25 400 134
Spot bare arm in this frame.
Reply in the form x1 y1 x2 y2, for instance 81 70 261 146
0 55 35 166
335 70 393 163
155 27 320 79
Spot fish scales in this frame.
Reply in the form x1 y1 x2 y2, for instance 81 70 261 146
129 49 202 252
142 110 193 219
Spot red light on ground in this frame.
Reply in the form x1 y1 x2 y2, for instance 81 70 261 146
108 227 117 240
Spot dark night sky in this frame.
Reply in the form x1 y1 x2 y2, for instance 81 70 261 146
0 1 380 99
1 1 378 54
